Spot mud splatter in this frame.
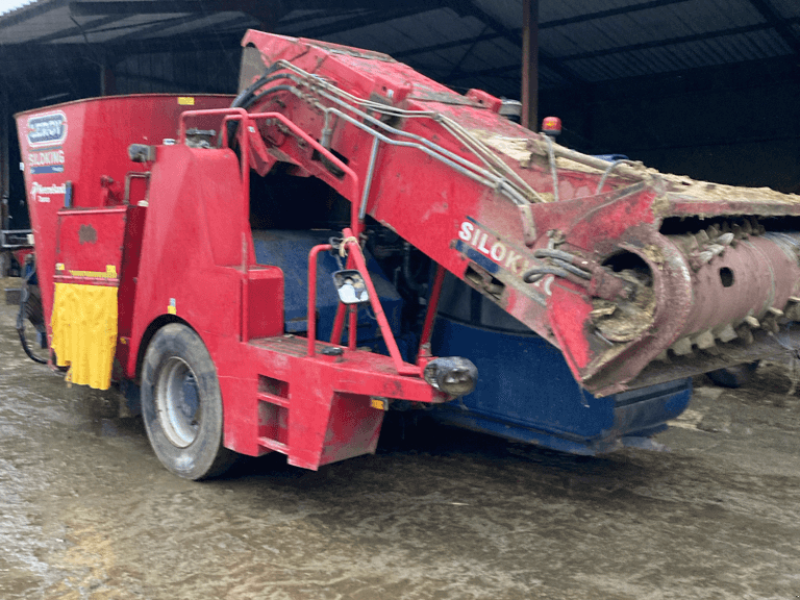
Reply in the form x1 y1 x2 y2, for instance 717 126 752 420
1 277 800 599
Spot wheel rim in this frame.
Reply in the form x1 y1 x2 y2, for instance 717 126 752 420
155 357 201 448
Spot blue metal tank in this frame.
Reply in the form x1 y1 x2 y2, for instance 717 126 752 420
251 229 402 349
430 275 692 454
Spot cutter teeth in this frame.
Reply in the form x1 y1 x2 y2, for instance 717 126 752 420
785 297 800 322
761 307 784 334
670 337 693 356
718 232 734 246
744 315 760 328
692 330 716 350
714 323 738 343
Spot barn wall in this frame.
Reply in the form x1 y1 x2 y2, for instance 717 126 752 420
113 50 241 95
542 58 800 193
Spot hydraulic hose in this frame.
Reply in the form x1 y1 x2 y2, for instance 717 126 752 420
16 263 47 364
226 64 289 145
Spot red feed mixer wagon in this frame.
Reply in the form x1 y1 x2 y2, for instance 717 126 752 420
12 30 800 479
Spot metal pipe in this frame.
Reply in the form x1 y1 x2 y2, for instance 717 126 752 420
254 71 533 204
319 105 528 205
342 228 419 376
248 111 362 236
359 137 380 220
330 260 349 346
521 0 539 130
543 134 559 202
302 86 530 205
307 243 333 358
330 302 346 346
418 265 446 363
348 305 358 351
0 88 8 234
596 159 639 194
124 172 150 205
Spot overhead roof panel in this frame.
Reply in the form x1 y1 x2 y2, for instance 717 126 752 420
0 0 34 17
473 0 683 29
646 0 765 31
142 12 249 39
0 3 70 43
49 13 229 44
279 9 373 37
768 0 800 19
544 0 766 57
0 0 797 96
322 8 484 56
568 28 793 82
471 0 521 29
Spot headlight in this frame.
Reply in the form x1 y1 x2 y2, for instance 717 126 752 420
423 357 478 397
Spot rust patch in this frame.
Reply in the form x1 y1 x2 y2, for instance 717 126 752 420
78 224 97 245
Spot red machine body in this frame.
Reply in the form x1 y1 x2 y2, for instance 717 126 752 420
17 92 449 472
16 31 800 477
234 30 800 395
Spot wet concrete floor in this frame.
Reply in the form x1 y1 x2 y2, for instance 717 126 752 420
1 277 799 599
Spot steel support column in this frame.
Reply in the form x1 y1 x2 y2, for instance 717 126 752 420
1 87 8 231
1 87 9 276
521 0 539 130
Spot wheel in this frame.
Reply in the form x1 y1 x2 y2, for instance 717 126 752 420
141 324 236 480
706 361 759 388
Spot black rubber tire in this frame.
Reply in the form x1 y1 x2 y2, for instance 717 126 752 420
141 324 236 480
706 361 759 389
25 286 44 328
18 284 48 364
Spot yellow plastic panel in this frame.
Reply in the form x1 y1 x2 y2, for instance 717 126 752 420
51 283 118 390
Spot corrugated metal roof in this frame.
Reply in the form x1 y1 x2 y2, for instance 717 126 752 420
0 0 797 99
0 0 34 17
322 9 473 55
770 0 800 19
544 0 767 57
569 27 794 82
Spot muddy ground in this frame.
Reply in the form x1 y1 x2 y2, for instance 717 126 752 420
1 277 799 600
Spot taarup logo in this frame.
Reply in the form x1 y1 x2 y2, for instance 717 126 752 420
27 111 68 147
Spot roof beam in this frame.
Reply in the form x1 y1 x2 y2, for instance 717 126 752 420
282 3 445 39
278 9 353 29
392 31 498 59
745 0 800 54
447 0 585 87
0 0 69 29
543 0 691 28
560 17 800 62
394 0 691 61
444 25 489 80
69 1 268 16
70 1 280 29
105 13 214 44
68 0 429 18
28 14 125 44
443 62 522 81
107 31 245 54
71 1 216 16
